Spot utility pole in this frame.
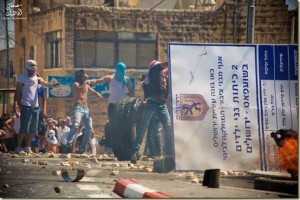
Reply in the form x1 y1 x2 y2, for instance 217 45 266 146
4 0 10 114
4 0 10 86
246 0 255 44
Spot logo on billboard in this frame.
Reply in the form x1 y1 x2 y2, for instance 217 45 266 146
175 94 209 121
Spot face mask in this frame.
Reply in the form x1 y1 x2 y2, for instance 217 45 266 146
27 69 36 77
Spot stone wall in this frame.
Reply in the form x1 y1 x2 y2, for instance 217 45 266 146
14 0 297 135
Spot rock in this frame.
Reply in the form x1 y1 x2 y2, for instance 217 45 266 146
185 172 195 179
138 165 146 170
145 168 153 173
22 158 30 163
220 171 228 176
59 153 72 159
19 152 27 156
2 183 9 188
112 163 120 167
84 163 91 168
70 161 80 167
61 162 71 166
38 161 48 165
54 186 63 193
191 178 199 183
227 170 234 175
80 154 89 159
110 170 119 176
52 170 62 176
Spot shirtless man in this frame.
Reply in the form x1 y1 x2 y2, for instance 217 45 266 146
66 69 103 154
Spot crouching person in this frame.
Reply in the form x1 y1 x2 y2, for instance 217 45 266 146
46 129 59 153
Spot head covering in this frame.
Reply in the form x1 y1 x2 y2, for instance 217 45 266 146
26 60 37 70
143 60 163 85
47 130 58 145
115 62 127 88
148 60 162 68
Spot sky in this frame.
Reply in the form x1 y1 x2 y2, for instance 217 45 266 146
0 0 15 51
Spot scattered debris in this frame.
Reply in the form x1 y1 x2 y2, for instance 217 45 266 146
2 183 9 188
185 172 195 180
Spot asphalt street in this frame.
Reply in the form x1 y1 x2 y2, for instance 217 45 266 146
0 152 297 199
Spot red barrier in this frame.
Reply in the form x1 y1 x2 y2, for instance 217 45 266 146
113 178 173 198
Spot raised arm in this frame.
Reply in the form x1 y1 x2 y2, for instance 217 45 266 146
86 75 112 85
38 77 60 87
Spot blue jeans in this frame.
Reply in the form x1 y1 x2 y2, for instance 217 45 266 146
145 117 161 156
131 101 174 157
66 104 93 153
19 105 40 134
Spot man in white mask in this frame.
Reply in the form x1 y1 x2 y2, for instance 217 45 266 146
13 60 60 154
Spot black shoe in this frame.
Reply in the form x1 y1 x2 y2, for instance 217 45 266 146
39 148 46 153
98 136 106 146
130 154 137 164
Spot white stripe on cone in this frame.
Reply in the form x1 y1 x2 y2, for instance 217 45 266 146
124 183 156 198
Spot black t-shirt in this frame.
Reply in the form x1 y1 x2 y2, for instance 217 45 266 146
145 64 168 103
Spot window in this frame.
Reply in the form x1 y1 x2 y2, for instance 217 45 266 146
29 45 37 61
45 31 61 68
74 31 157 68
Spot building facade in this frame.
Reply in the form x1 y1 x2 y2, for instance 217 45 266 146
11 0 298 133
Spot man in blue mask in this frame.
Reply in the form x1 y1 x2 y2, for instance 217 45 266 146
87 62 134 154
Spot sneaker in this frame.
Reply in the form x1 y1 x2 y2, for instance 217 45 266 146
24 147 33 154
98 136 106 146
39 148 46 153
15 147 24 154
130 153 137 164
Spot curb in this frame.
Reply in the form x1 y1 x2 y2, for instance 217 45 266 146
113 178 174 198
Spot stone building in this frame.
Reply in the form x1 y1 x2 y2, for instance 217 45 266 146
11 0 298 134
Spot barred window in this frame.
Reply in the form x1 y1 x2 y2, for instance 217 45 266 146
74 30 157 68
45 31 61 68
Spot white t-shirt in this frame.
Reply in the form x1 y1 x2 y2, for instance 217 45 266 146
57 126 70 146
108 75 128 104
18 73 39 107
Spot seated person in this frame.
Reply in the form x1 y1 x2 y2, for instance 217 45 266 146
0 115 14 152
